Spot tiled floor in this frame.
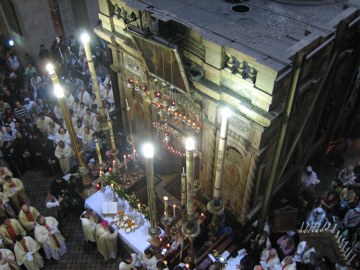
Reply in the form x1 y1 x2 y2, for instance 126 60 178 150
21 170 122 269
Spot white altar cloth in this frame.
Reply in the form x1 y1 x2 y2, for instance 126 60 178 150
85 186 151 254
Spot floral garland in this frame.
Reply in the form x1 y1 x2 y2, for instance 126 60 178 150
102 173 150 220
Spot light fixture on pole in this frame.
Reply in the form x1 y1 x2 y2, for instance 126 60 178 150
142 142 161 254
80 32 114 152
182 137 200 266
46 63 91 187
207 106 231 243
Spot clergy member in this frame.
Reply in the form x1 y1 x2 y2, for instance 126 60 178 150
260 248 280 270
34 215 67 260
80 210 98 243
119 252 138 270
54 141 73 174
18 204 40 234
0 218 26 247
2 176 29 213
0 248 20 270
140 248 157 270
0 192 15 219
0 167 13 185
95 220 118 261
14 235 44 270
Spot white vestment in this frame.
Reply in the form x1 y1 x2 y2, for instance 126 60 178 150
14 237 43 270
0 248 20 270
55 145 73 174
95 224 118 261
34 217 67 260
80 211 97 242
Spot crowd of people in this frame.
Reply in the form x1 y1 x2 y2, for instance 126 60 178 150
1 29 360 270
0 171 67 269
0 33 118 269
1 33 115 179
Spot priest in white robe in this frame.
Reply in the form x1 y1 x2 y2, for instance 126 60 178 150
54 141 73 174
3 176 30 213
34 215 67 260
14 235 43 270
95 220 118 261
0 167 12 185
18 205 40 234
80 210 98 243
0 218 26 247
0 193 15 219
0 248 20 270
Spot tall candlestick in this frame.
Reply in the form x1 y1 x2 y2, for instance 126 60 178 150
173 204 176 217
111 183 114 200
181 168 187 207
124 155 128 170
213 108 231 199
113 160 116 173
163 196 169 219
133 149 136 163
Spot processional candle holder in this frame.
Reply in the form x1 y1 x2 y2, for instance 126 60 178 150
161 214 175 242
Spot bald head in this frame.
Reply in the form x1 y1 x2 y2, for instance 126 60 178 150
283 256 293 265
269 248 277 257
21 204 29 212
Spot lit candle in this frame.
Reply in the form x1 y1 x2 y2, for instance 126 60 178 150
124 155 128 170
111 183 114 190
109 167 112 173
112 160 116 173
173 204 176 217
163 196 169 219
200 213 205 219
133 149 136 163
185 263 190 269
138 204 141 210
166 244 170 249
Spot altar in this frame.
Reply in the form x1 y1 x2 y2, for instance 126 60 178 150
85 186 151 254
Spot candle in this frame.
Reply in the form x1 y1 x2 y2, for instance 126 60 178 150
109 167 112 173
133 149 136 163
173 204 176 217
125 98 129 108
111 183 114 189
163 196 169 219
124 155 128 170
200 213 205 219
138 204 141 210
181 169 187 206
112 160 116 173
166 243 170 249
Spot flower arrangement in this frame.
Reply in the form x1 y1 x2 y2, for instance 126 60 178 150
102 173 150 220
